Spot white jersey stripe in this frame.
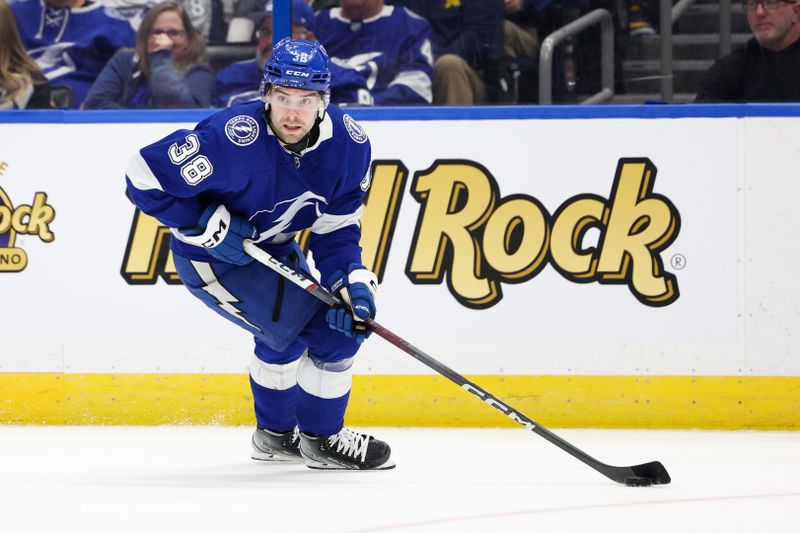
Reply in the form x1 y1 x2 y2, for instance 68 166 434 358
389 70 433 103
310 204 363 235
125 151 164 192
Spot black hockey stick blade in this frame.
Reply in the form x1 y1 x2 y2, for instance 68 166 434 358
626 461 671 485
602 461 671 487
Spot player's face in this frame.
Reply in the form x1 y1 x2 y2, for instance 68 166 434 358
747 0 800 51
268 86 322 144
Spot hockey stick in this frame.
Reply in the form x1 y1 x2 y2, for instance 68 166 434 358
243 241 671 486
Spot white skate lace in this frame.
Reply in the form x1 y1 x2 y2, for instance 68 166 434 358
328 428 370 463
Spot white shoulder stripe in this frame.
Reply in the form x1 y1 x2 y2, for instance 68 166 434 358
310 204 363 235
125 151 163 192
389 70 433 103
365 5 393 22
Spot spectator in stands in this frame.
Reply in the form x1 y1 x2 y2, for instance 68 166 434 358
0 0 52 109
11 0 135 108
395 0 505 105
216 0 315 107
83 1 213 108
695 0 800 102
504 0 541 49
315 0 433 106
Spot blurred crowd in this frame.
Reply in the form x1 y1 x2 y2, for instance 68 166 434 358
2 0 799 110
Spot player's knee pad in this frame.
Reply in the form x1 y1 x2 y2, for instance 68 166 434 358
249 354 301 392
296 352 354 399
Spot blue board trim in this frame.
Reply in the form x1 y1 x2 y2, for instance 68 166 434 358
1 104 799 124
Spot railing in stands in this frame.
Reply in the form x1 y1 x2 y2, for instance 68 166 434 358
660 0 732 102
538 8 614 105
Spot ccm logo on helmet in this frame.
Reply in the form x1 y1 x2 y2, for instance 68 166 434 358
285 70 311 77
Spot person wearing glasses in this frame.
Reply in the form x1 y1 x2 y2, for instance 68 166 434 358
695 0 800 102
83 1 213 108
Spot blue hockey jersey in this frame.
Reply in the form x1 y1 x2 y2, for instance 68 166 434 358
125 101 372 285
12 0 136 108
214 59 262 108
315 5 433 106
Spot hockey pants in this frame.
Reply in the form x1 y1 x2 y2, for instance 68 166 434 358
174 252 361 437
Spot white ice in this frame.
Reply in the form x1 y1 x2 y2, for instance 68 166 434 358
0 427 798 533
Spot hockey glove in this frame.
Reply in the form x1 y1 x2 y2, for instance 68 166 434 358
178 203 257 265
326 264 378 344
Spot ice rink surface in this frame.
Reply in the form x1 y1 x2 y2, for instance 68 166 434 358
0 426 798 533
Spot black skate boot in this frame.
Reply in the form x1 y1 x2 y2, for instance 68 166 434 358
299 427 395 470
251 427 303 463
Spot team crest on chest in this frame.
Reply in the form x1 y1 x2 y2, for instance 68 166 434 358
225 115 260 146
343 114 367 144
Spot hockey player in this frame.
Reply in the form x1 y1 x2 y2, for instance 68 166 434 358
125 38 393 471
314 0 434 106
11 0 135 108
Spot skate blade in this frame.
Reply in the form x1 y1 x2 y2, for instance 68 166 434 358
304 458 396 471
251 450 304 463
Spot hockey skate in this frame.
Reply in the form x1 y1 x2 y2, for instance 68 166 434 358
251 427 303 463
299 427 395 470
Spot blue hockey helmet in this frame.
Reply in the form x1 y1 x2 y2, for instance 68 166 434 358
262 38 331 94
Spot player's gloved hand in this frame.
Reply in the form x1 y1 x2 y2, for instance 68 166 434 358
178 203 257 265
326 264 377 344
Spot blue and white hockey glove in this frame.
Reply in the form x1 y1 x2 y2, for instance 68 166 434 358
326 264 378 344
178 203 257 265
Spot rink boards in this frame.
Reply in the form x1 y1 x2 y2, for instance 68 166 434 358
1 105 798 428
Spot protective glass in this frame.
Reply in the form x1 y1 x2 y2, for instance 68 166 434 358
743 0 795 12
